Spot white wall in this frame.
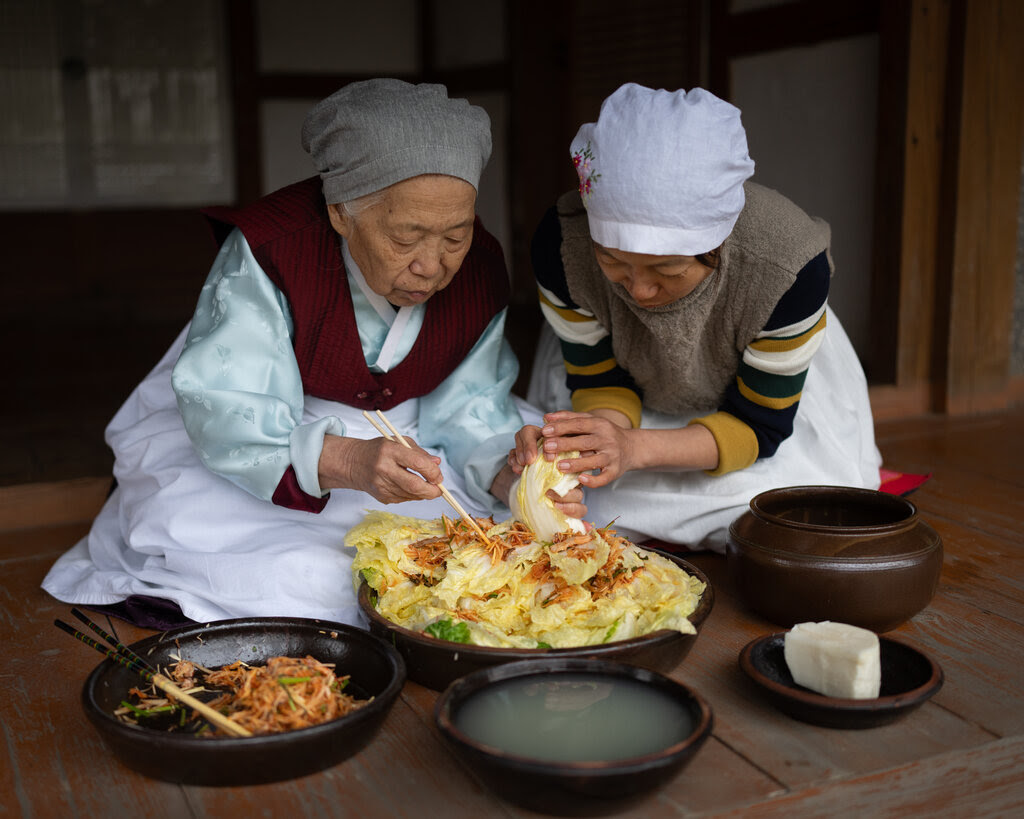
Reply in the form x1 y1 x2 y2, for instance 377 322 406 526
731 34 880 362
256 0 419 74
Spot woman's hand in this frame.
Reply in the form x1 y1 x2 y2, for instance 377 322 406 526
508 424 545 474
490 457 587 519
502 423 590 519
548 484 587 520
318 434 443 504
537 410 634 488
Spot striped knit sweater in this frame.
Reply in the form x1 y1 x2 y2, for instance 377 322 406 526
531 182 832 475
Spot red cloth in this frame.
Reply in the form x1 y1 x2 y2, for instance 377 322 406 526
272 465 328 514
878 468 931 497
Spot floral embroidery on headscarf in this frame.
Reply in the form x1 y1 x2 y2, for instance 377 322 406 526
572 142 601 203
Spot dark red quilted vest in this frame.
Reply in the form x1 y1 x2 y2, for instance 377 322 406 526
202 176 509 411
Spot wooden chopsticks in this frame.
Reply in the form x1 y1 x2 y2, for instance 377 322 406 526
55 608 252 738
361 409 494 546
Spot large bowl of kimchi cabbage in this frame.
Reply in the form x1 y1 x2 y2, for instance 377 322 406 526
349 511 713 691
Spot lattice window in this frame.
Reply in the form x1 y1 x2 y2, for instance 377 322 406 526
0 0 233 209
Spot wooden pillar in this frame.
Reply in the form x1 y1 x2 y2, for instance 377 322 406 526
509 0 574 305
938 0 1024 414
869 0 950 418
225 0 261 205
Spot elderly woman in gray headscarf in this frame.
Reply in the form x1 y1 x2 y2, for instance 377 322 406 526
515 83 881 552
42 79 549 628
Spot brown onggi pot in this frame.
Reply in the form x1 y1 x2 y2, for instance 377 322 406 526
727 485 942 632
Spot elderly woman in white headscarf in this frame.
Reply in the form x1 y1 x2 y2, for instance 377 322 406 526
514 83 881 551
43 79 548 628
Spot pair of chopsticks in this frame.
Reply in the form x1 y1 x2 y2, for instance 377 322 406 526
361 409 493 546
54 608 252 738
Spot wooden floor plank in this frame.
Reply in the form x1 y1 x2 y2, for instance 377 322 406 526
1 561 193 818
875 409 1024 538
647 737 783 816
705 734 1024 818
874 407 1024 468
0 477 109 533
0 521 92 563
895 599 1024 737
670 558 997 791
5 406 1023 816
187 698 518 818
905 474 1023 543
929 519 1024 625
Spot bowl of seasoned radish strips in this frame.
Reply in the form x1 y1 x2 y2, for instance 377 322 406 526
82 617 405 785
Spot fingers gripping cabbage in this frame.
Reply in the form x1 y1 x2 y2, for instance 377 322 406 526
510 451 587 542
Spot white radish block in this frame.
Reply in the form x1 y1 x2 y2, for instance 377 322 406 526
783 621 881 699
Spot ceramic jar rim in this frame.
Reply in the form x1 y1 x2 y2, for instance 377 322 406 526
748 486 918 533
727 524 940 563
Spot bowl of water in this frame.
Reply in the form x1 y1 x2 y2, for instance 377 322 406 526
434 658 713 816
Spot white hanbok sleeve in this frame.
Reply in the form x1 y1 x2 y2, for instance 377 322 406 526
418 309 524 512
171 228 345 501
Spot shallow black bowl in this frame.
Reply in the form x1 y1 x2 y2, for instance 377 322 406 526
358 552 714 691
739 632 943 729
82 617 406 785
435 658 713 817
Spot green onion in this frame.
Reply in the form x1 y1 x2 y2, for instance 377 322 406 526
119 700 177 717
279 680 298 710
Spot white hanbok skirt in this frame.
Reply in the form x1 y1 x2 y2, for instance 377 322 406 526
42 327 537 626
526 306 882 552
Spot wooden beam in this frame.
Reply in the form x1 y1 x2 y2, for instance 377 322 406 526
256 74 419 100
722 0 880 59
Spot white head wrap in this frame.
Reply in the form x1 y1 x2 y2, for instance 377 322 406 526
570 84 755 256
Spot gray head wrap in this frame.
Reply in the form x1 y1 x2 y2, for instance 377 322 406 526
301 78 492 203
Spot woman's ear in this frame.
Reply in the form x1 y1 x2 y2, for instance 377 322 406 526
327 203 350 237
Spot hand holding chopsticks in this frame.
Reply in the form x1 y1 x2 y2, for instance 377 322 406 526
362 409 494 546
55 608 252 738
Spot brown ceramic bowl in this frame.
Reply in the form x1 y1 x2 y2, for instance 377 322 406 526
739 632 944 728
727 486 942 632
435 658 713 816
82 618 406 785
357 551 714 691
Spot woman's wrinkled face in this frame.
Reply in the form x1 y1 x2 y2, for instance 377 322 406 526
593 243 714 308
329 174 477 307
